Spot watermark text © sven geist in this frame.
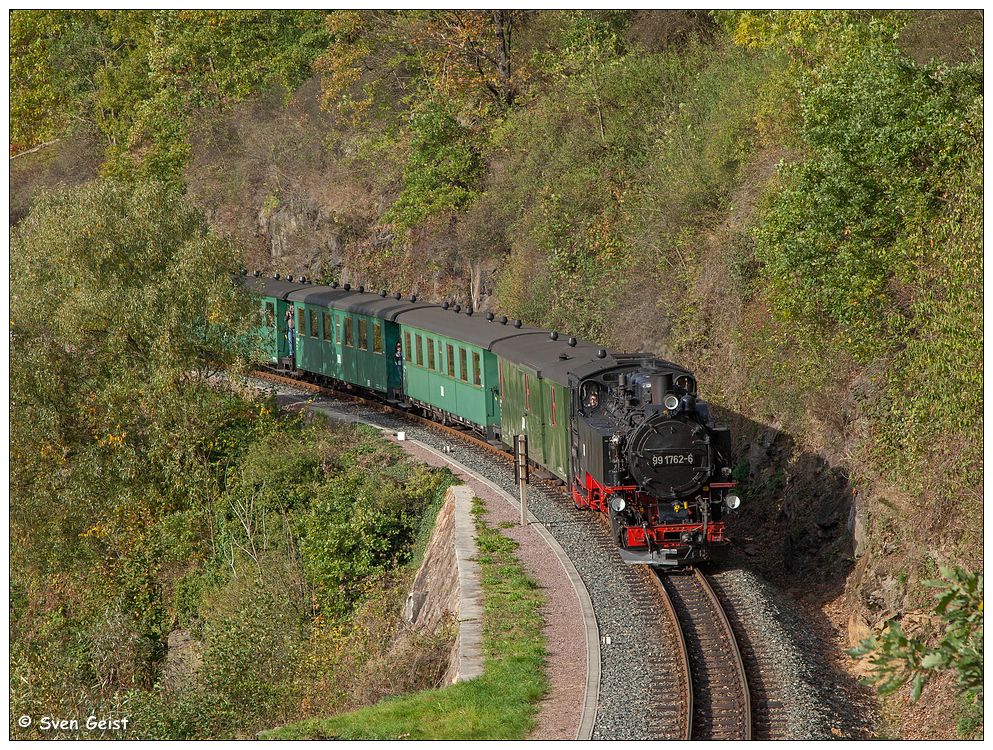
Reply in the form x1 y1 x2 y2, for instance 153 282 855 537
17 715 130 732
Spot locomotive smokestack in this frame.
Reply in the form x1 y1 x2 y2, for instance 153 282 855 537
651 373 674 405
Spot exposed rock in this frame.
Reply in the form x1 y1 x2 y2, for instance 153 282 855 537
847 610 872 648
405 495 459 638
867 574 906 614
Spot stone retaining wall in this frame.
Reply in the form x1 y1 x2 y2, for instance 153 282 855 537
404 484 483 685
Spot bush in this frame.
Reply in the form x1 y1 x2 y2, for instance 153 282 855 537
753 45 982 357
849 566 983 703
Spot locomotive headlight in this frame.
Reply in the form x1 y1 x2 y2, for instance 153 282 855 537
610 496 626 513
663 394 680 410
725 493 742 510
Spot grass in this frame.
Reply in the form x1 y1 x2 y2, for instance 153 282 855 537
956 693 983 739
261 498 548 740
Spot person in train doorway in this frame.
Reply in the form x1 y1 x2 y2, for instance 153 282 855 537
285 306 295 360
393 340 404 398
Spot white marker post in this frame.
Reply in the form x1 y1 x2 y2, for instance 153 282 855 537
515 434 529 526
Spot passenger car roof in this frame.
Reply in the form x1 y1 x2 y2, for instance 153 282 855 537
394 306 545 349
490 332 619 383
286 286 433 321
240 275 308 300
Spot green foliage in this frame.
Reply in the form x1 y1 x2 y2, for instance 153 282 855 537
10 180 254 581
263 498 547 740
9 178 458 739
494 39 769 342
738 19 983 563
713 10 906 68
302 456 454 616
9 10 103 149
753 46 982 357
10 10 330 179
384 104 484 232
849 567 983 703
957 693 983 739
9 179 258 736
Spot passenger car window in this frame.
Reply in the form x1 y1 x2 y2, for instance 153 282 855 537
297 307 306 335
415 334 423 366
323 312 332 342
344 317 354 347
309 310 318 338
427 338 436 370
459 348 468 382
373 322 383 353
472 352 481 386
358 319 367 349
446 344 455 377
404 332 412 362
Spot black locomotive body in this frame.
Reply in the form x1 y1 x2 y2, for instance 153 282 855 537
569 356 740 566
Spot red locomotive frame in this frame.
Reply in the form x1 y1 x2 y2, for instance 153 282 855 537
572 472 735 556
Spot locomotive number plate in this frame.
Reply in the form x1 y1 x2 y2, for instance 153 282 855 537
651 451 700 466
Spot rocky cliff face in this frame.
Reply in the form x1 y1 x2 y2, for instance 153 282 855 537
183 79 386 284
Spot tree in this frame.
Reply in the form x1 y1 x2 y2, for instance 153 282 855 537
316 10 530 131
10 10 331 179
383 103 484 232
9 9 105 150
10 180 256 606
559 11 629 143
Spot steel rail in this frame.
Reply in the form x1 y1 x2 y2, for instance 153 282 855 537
648 571 694 740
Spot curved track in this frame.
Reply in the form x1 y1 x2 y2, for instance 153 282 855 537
654 568 751 740
252 369 514 460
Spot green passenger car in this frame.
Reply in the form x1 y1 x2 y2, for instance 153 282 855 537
495 357 570 480
397 323 498 430
287 286 429 394
242 275 308 363
492 333 606 483
393 307 553 438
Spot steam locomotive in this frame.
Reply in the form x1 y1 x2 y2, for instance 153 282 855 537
244 271 740 567
569 356 740 566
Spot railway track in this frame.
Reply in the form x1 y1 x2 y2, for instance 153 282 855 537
653 568 751 740
248 369 767 741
